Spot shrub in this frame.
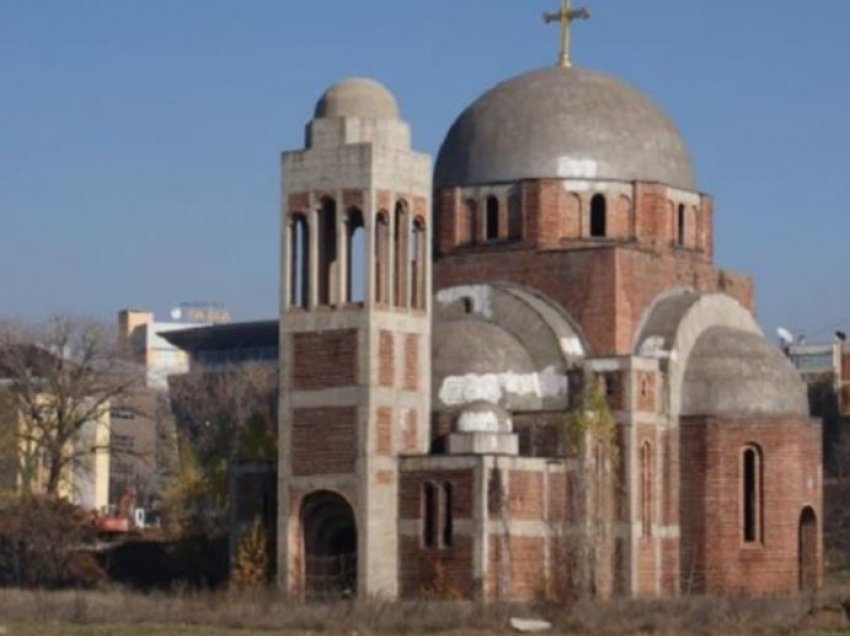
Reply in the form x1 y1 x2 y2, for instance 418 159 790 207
231 516 269 590
0 496 103 588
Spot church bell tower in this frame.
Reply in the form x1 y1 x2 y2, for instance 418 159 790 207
278 77 432 598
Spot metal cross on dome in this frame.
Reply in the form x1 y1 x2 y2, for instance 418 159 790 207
543 0 590 68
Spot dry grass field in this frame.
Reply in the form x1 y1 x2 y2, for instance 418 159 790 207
0 588 847 636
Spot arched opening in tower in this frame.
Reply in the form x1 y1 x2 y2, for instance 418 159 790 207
301 490 358 600
290 214 310 309
318 197 338 306
345 208 365 304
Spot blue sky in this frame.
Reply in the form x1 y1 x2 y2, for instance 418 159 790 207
1 0 848 342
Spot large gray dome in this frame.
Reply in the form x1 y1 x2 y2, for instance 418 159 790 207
314 77 400 121
435 66 696 190
682 327 809 418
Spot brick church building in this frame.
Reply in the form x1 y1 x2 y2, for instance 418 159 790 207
275 41 822 600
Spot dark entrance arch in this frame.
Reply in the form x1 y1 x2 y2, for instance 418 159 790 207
799 506 818 591
301 491 358 599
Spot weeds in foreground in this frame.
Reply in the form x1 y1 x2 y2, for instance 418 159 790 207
0 586 846 635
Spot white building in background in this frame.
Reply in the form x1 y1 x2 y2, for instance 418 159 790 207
118 304 230 389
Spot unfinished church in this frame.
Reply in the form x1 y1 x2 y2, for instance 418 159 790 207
276 32 822 601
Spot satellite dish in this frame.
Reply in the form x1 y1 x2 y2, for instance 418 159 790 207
170 307 182 321
777 327 794 346
836 330 847 343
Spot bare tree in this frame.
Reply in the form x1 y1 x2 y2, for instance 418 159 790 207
0 315 145 498
163 362 277 535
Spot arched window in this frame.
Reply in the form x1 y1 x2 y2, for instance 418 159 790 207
677 203 686 246
422 481 438 548
799 506 818 591
641 441 653 537
742 445 763 543
374 211 389 305
410 217 427 310
394 201 409 307
289 214 310 309
508 192 522 241
485 196 499 241
317 197 338 306
590 194 607 238
442 481 454 547
462 199 477 246
345 209 365 304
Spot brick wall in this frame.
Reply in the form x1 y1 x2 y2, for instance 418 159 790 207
489 536 546 601
399 469 474 520
398 468 476 599
680 416 822 595
288 192 310 212
291 407 357 475
400 535 473 599
403 410 419 452
378 330 394 387
508 471 544 520
435 179 750 356
342 189 364 211
636 371 657 412
292 330 358 390
376 407 392 455
404 334 419 390
435 244 750 357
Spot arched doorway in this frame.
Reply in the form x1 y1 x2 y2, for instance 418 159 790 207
799 506 818 591
301 491 358 599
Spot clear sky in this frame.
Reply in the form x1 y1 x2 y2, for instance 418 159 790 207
1 0 848 342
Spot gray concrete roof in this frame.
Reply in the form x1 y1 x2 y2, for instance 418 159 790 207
682 326 809 418
433 319 535 378
314 77 400 121
634 288 701 355
432 319 541 411
435 66 696 190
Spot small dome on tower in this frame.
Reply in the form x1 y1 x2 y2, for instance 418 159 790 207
435 66 695 190
314 77 400 121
